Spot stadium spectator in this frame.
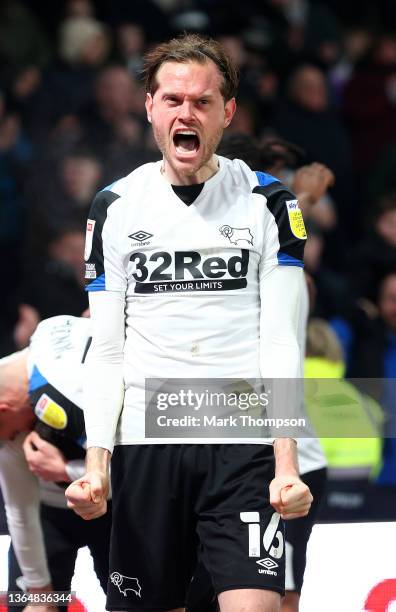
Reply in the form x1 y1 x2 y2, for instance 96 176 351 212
26 144 103 241
26 14 111 140
327 270 396 518
265 0 342 67
303 220 353 320
115 21 146 78
271 63 354 235
77 65 151 180
0 92 33 352
17 222 88 321
343 31 396 178
0 304 40 358
348 192 396 303
103 0 172 44
368 143 396 204
6 65 44 141
65 0 95 19
304 318 383 521
0 92 32 261
0 0 51 85
329 23 374 105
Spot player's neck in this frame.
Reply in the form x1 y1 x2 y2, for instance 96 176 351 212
161 156 219 186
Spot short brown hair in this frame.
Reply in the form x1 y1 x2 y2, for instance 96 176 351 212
143 33 239 101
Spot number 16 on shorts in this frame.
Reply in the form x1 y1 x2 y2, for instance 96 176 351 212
240 511 284 574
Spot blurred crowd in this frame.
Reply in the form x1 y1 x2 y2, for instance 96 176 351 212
1 0 396 514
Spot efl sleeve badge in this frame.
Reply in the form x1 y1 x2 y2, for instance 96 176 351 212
285 200 307 240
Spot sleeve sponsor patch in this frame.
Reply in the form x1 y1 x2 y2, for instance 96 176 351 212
85 262 97 279
285 200 307 240
34 393 68 430
84 219 96 261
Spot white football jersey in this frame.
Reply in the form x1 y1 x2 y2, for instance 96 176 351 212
27 315 91 505
85 156 307 445
0 317 92 588
28 315 90 411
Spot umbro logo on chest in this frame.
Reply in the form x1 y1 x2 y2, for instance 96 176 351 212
129 230 153 247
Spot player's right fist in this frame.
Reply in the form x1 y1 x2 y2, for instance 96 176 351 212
65 471 108 520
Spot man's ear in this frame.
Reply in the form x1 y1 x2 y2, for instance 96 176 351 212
145 93 153 124
224 97 236 128
0 403 10 413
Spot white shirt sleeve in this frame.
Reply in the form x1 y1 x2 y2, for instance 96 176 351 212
259 265 303 379
0 435 51 588
83 290 126 453
259 265 305 442
256 179 307 442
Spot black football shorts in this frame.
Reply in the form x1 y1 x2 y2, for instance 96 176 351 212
284 467 327 594
106 444 285 611
187 467 328 611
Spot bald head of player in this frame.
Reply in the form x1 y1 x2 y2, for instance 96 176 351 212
144 33 238 186
0 351 34 440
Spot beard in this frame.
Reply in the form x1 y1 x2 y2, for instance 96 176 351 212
152 122 225 178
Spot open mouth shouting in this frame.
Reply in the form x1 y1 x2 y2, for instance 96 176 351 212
173 129 201 158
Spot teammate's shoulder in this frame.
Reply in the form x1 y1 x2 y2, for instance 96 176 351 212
30 316 91 347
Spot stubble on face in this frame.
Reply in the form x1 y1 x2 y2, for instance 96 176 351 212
152 118 224 179
147 60 235 184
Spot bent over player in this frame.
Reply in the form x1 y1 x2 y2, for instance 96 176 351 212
0 316 111 611
66 34 313 612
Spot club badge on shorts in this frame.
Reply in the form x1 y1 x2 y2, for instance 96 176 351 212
34 393 68 430
285 200 307 239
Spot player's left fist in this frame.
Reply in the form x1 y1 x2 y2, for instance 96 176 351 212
65 471 108 520
269 475 313 520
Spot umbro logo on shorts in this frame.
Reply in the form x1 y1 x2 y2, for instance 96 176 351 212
110 572 142 598
256 558 278 570
256 557 278 576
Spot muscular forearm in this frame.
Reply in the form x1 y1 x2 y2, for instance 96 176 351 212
270 439 312 519
273 438 299 477
86 447 111 474
65 447 110 519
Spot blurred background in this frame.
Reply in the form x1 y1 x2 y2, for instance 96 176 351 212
1 0 396 352
0 0 396 565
